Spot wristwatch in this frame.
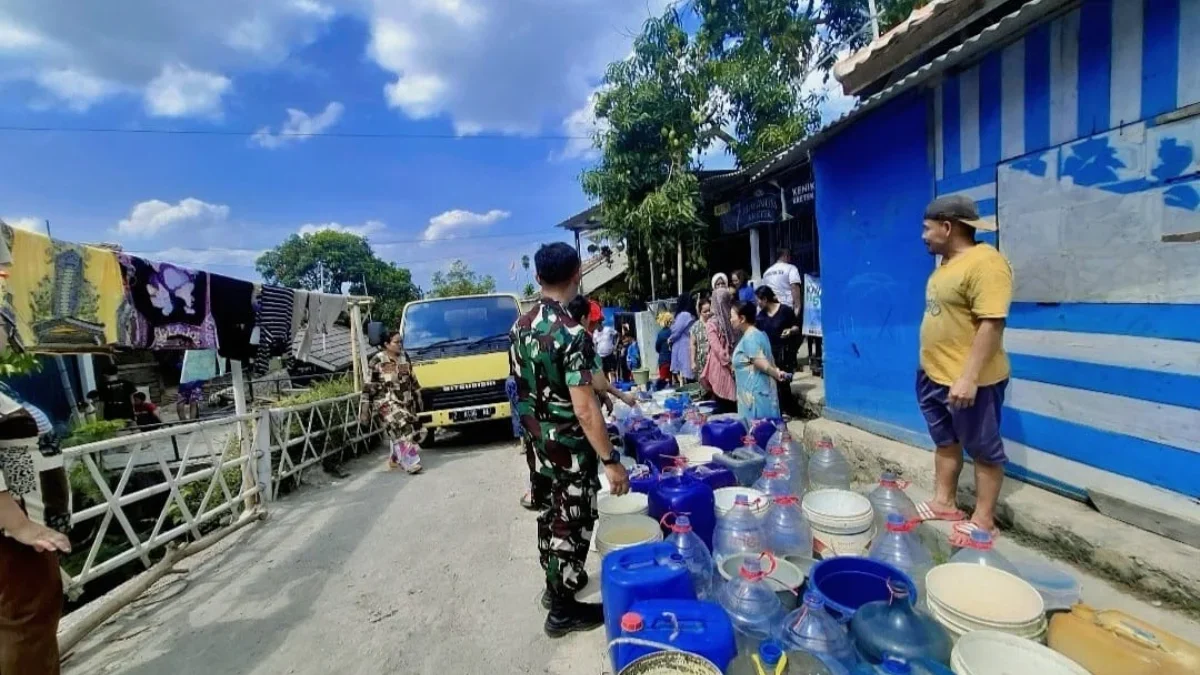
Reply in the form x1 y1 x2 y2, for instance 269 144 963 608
601 454 621 467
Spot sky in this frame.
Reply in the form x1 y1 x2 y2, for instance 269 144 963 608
0 0 854 293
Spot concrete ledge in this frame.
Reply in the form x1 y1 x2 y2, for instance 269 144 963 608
789 373 825 418
789 417 1200 618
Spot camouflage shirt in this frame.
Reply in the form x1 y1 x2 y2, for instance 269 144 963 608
509 297 596 470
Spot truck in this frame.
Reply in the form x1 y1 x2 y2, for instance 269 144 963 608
399 293 520 443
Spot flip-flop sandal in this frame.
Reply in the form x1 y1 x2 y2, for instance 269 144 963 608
950 521 999 547
914 501 966 522
520 492 537 511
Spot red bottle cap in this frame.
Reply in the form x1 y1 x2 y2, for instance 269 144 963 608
621 612 644 632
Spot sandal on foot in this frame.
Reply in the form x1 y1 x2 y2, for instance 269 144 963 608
520 492 537 511
950 521 999 547
914 501 966 522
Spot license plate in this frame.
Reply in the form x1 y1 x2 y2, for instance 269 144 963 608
451 407 494 423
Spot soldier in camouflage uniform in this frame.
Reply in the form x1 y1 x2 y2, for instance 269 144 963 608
509 243 629 638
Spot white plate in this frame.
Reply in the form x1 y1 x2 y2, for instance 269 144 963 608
951 630 1089 675
926 564 1045 627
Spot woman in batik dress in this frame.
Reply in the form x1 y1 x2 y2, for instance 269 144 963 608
365 331 424 473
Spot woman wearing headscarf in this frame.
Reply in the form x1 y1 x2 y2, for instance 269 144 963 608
701 288 738 413
667 294 696 383
689 297 712 389
711 273 729 292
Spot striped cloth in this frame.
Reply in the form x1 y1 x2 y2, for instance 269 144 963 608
253 286 296 375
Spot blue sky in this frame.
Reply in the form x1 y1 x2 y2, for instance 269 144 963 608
0 1 849 292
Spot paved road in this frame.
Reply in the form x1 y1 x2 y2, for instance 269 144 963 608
63 425 611 675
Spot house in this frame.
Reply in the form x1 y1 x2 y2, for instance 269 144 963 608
756 0 1199 511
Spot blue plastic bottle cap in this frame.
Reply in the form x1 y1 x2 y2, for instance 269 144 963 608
758 641 783 666
970 528 992 543
886 513 906 526
880 656 912 674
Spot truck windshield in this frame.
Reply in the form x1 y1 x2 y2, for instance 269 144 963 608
402 296 520 352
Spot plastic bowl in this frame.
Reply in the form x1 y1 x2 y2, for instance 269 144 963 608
925 563 1045 627
951 630 1089 675
598 492 650 518
1014 558 1082 611
802 489 874 534
713 487 770 520
808 556 918 623
679 443 721 465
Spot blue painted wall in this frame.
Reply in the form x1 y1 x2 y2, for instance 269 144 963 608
812 93 935 442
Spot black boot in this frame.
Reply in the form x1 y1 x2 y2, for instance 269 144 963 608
543 590 603 638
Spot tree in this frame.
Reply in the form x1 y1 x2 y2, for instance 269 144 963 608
428 260 497 298
521 282 536 299
581 0 922 294
256 230 420 328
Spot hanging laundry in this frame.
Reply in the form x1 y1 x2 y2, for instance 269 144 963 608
118 254 219 350
296 292 345 360
290 289 310 344
180 349 226 384
209 274 258 361
0 223 126 353
253 285 296 375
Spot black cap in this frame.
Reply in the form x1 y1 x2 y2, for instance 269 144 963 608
924 194 996 232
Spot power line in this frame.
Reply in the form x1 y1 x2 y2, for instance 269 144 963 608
0 124 591 142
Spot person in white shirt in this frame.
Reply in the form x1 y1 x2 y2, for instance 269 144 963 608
762 248 803 309
593 317 619 380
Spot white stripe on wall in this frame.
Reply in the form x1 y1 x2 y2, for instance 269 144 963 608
1110 0 1144 127
935 85 945 180
1008 378 1200 453
1049 9 1080 145
1005 329 1200 377
944 182 997 202
959 65 982 172
1000 38 1026 161
1180 0 1200 107
1002 438 1196 506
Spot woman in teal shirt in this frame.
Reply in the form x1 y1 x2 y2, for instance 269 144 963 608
730 302 790 421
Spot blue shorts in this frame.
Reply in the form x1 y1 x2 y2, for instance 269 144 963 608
916 371 1008 465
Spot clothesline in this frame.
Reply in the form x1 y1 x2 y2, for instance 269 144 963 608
0 223 373 376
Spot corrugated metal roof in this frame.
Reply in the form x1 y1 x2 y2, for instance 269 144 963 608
726 0 1069 187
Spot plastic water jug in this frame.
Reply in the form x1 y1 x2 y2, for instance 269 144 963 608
1048 604 1200 675
763 495 814 559
663 514 717 599
808 437 851 490
751 418 784 451
766 439 806 497
602 543 696 662
640 434 680 471
702 417 747 452
851 656 955 675
679 409 705 436
728 640 840 675
657 411 683 436
867 473 918 528
615 600 738 673
686 463 737 491
849 580 951 666
754 468 794 498
776 591 858 671
629 462 660 495
713 494 767 565
717 555 786 647
867 515 933 599
949 529 1019 576
713 447 767 487
624 423 661 461
649 468 716 548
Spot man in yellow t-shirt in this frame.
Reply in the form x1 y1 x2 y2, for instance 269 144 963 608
915 195 1013 548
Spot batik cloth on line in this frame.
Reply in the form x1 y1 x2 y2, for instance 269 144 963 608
118 255 218 350
363 351 422 442
253 286 296 375
509 297 600 596
1 223 126 353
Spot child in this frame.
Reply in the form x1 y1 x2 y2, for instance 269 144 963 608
132 392 163 428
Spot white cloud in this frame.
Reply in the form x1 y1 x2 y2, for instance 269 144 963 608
421 208 509 242
298 219 386 237
556 88 606 161
35 68 120 111
116 198 231 238
144 64 231 118
2 216 47 234
250 101 345 149
143 246 265 269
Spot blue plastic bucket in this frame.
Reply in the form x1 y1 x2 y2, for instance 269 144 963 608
808 557 917 624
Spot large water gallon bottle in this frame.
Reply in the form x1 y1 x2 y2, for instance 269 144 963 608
776 591 858 671
713 494 767 565
851 656 956 675
751 417 784 451
601 542 696 663
741 435 767 458
949 528 1020 576
867 472 918 529
664 514 717 600
754 468 794 498
717 555 786 648
657 410 683 436
728 639 840 675
849 580 952 666
649 469 717 549
808 437 852 491
763 495 814 559
867 514 934 599
678 408 705 436
766 444 806 498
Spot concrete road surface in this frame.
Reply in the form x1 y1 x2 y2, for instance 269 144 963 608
63 425 611 675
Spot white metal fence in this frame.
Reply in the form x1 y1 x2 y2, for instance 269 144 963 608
61 393 382 596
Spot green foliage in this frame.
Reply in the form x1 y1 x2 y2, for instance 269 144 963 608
255 230 421 328
0 349 41 378
521 282 536 299
582 0 919 294
428 260 497 298
277 376 355 407
62 419 126 448
167 434 244 533
67 461 108 509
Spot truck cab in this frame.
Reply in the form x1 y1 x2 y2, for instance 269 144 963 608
399 294 519 440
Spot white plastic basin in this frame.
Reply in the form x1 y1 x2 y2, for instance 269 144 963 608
926 563 1045 627
951 630 1090 675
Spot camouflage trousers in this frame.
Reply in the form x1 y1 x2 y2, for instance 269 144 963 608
536 455 600 597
